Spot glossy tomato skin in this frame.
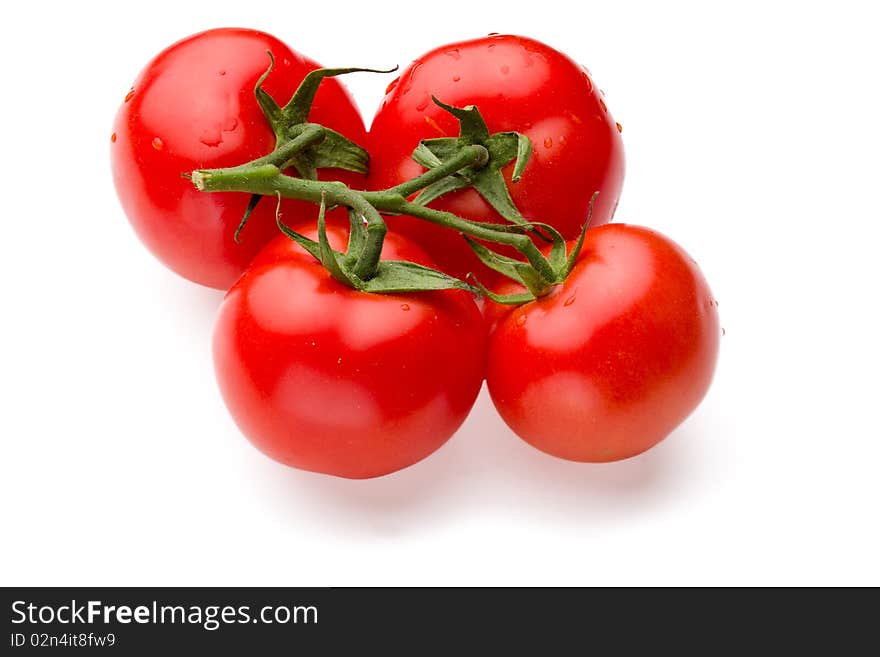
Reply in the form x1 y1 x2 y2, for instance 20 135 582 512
213 228 487 479
111 28 366 289
368 34 625 279
487 224 719 462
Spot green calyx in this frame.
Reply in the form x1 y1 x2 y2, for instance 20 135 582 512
188 65 599 303
467 192 599 304
232 58 395 243
410 98 533 224
255 55 394 178
274 194 475 295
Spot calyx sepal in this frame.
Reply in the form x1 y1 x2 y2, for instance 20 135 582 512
466 192 600 304
411 98 533 224
255 55 395 178
275 194 476 295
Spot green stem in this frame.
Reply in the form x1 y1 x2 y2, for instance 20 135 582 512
190 151 555 285
388 200 557 283
366 144 488 200
350 202 386 280
254 124 326 170
192 165 387 279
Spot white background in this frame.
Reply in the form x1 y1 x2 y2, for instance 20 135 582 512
1 1 878 586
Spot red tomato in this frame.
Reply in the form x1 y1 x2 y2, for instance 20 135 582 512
213 226 487 479
111 28 366 289
486 225 720 462
368 34 625 280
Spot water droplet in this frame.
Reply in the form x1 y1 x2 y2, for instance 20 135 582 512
564 295 576 307
582 72 593 93
721 328 726 336
543 137 553 149
199 133 222 147
488 32 500 36
416 97 429 112
445 49 461 60
223 117 238 131
110 132 117 143
599 99 608 113
515 314 527 327
452 74 461 82
385 77 399 94
337 357 343 364
487 44 496 51
600 88 606 96
283 58 291 66
402 63 422 95
616 122 623 133
124 89 135 103
151 137 163 151
218 69 226 76
401 303 410 311
500 64 510 75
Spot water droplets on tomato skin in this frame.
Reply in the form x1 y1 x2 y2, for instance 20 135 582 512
124 89 135 103
444 49 461 60
385 77 399 94
564 295 576 307
400 303 411 312
110 132 117 143
616 122 623 133
500 65 510 75
199 133 221 147
515 314 527 327
401 62 422 95
452 74 461 82
543 137 553 149
581 70 594 93
599 99 608 113
151 137 164 151
416 97 429 112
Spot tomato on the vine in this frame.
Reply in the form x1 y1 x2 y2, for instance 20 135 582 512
111 28 366 289
368 34 625 280
486 224 720 462
213 225 487 479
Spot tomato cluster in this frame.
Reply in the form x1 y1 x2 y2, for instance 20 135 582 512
112 28 720 479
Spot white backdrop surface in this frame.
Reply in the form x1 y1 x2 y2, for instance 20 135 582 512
1 1 877 585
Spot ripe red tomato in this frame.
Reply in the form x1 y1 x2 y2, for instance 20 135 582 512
486 224 720 462
213 226 487 479
368 34 625 280
111 28 366 289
